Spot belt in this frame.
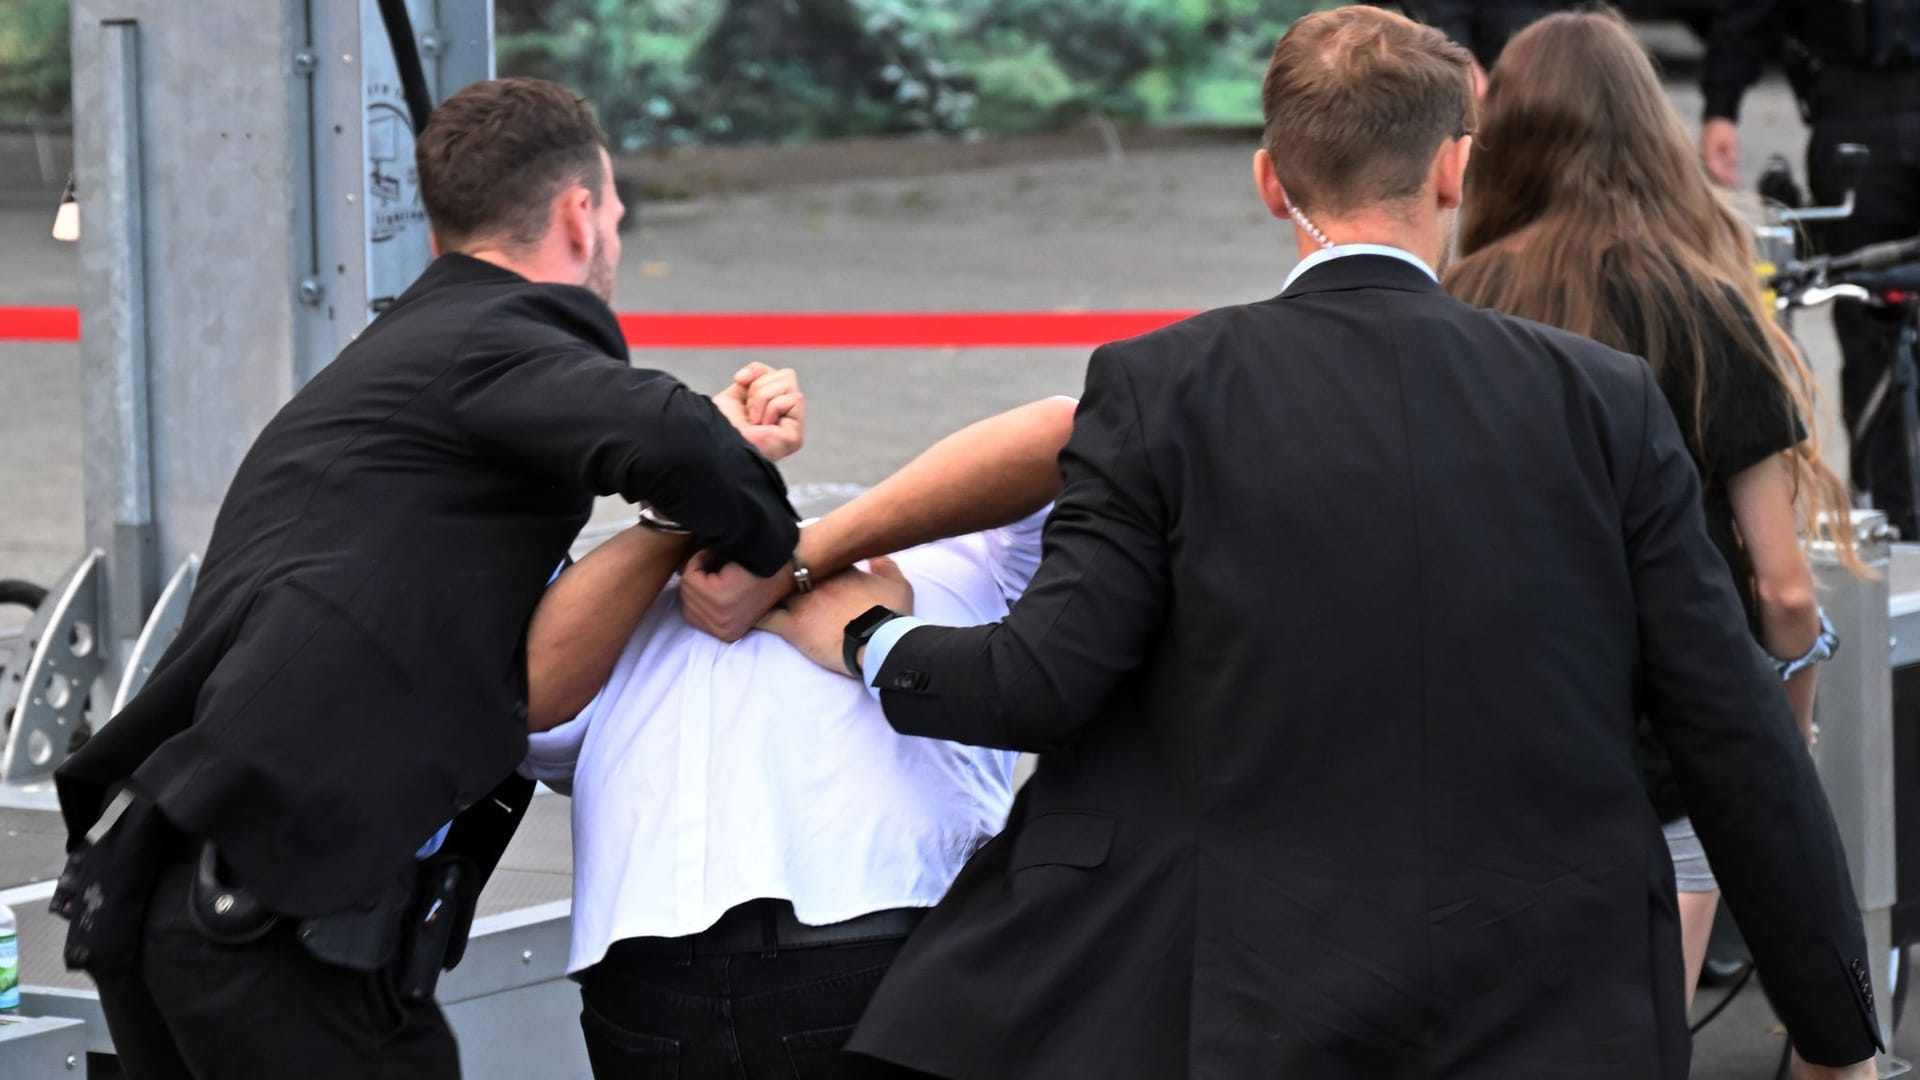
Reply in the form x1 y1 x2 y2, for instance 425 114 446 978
618 899 925 957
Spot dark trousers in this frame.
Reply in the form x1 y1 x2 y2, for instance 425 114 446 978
577 906 940 1080
94 851 459 1080
1808 72 1920 538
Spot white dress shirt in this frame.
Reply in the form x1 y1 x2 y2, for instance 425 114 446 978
1282 242 1438 291
523 508 1046 974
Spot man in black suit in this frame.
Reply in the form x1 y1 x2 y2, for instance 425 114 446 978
757 8 1881 1078
51 78 800 1080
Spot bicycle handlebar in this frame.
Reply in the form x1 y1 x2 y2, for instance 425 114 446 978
1840 263 1920 293
1769 235 1920 293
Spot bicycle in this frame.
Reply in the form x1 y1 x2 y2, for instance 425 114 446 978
1769 234 1920 533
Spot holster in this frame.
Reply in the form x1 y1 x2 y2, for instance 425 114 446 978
298 770 535 995
393 856 474 1002
292 859 419 973
175 840 475 1006
186 842 280 945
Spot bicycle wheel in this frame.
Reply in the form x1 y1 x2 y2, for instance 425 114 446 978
0 579 48 610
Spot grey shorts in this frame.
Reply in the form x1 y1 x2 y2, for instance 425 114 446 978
1662 816 1719 893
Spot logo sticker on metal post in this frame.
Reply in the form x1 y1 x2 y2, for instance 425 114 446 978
360 0 434 319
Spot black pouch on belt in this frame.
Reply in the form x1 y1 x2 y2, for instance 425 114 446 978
294 862 418 972
394 856 473 1002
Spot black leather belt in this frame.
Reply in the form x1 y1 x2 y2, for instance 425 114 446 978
620 898 925 957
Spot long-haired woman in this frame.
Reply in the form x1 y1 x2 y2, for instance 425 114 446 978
1443 10 1861 1013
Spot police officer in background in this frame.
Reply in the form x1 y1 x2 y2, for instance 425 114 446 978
1702 0 1920 537
1400 0 1566 76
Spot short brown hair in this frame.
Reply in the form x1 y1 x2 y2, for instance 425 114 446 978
416 77 609 251
1262 7 1474 216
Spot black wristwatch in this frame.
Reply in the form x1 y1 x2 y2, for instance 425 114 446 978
844 605 904 680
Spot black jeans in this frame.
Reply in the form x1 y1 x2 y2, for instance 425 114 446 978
577 927 928 1080
95 851 459 1080
1808 72 1920 538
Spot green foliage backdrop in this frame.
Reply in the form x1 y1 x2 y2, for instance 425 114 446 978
0 0 71 118
498 0 1323 148
3 0 1324 141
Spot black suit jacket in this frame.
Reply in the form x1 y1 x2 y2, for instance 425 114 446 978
858 256 1879 1077
55 254 796 935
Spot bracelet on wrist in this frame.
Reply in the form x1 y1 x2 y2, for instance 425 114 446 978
1772 609 1839 682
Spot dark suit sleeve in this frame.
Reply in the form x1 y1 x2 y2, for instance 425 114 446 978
447 338 797 577
1702 0 1780 122
1625 364 1880 1066
873 345 1170 751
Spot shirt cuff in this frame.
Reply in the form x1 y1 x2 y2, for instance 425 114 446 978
861 615 931 702
415 820 452 859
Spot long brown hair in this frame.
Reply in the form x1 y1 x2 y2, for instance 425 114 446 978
1444 11 1861 571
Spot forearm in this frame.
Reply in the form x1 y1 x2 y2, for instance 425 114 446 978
871 364 1165 752
1756 585 1820 661
1729 456 1821 737
1784 668 1818 741
525 526 689 732
800 396 1076 575
1758 583 1820 737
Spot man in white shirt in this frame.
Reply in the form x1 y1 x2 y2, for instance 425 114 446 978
518 396 1074 1080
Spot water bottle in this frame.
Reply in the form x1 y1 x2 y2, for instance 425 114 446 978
0 902 17 1014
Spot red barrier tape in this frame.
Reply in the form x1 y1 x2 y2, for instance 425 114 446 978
617 311 1196 349
0 306 1195 349
0 306 80 342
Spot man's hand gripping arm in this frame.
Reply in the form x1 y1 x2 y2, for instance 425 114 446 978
523 363 806 732
680 396 1078 642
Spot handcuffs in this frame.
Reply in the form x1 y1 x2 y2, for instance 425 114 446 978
639 502 815 597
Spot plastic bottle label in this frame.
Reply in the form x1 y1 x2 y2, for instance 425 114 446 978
0 932 17 1011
